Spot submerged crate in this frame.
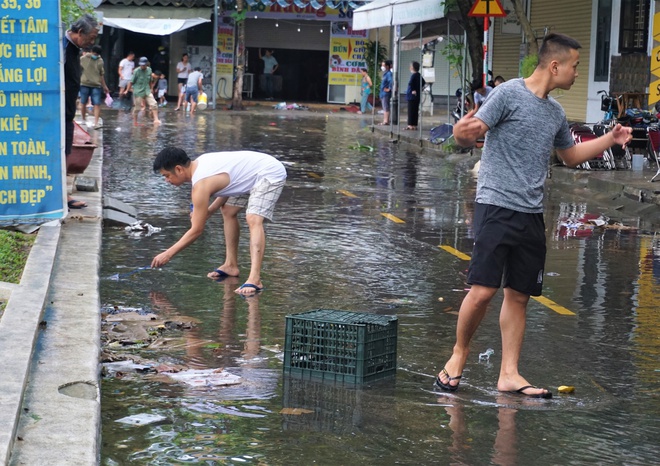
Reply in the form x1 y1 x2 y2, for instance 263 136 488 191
284 309 398 384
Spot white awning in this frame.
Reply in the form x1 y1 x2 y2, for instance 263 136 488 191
353 0 445 30
102 17 210 36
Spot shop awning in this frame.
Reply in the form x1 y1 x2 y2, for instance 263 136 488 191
400 13 464 50
102 17 210 35
352 0 445 30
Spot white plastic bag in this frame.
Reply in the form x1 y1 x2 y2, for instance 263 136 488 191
105 93 114 108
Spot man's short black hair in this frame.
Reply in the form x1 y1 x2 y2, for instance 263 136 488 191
384 60 392 68
538 33 582 67
91 45 102 54
194 66 202 72
411 61 420 72
153 147 191 172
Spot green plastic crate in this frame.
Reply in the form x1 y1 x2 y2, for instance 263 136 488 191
283 309 398 384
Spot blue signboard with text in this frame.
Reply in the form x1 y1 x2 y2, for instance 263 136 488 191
0 0 65 225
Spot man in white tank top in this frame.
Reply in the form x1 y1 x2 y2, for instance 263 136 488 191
151 147 287 295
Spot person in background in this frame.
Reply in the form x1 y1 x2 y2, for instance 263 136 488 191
151 147 287 295
157 72 168 107
472 79 493 108
435 33 633 399
184 66 204 115
379 60 393 126
405 61 425 130
64 13 99 209
259 48 279 100
79 44 109 130
124 56 161 126
357 68 373 115
493 75 506 87
151 46 168 77
118 51 135 108
175 53 192 111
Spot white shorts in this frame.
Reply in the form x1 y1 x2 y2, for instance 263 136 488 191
158 89 166 98
225 178 285 221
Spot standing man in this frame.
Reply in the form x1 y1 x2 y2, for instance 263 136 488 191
379 60 392 126
151 46 168 77
435 33 633 398
259 48 278 100
64 13 99 209
471 79 493 109
184 66 204 115
124 57 161 126
80 45 110 129
151 147 287 295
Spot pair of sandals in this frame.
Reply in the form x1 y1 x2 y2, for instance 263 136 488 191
433 368 552 399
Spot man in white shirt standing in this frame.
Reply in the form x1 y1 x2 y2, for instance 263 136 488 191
259 48 278 100
118 51 135 97
151 147 287 295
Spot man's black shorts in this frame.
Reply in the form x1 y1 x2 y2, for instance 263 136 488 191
467 203 546 296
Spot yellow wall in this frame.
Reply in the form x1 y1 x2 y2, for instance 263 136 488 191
492 0 593 122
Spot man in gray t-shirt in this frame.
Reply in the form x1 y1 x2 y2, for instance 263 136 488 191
434 33 633 399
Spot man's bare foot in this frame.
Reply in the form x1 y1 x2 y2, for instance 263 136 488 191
154 120 161 125
498 376 552 398
235 282 263 295
436 355 468 391
207 267 239 280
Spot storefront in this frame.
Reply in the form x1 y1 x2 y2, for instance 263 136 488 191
220 3 368 103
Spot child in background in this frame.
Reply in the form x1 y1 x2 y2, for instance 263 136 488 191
157 73 168 107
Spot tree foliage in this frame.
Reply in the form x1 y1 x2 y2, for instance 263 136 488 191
60 0 96 26
364 40 388 97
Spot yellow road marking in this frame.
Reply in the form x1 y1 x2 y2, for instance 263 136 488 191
438 244 576 316
337 189 358 198
381 213 405 223
439 245 471 261
531 295 576 315
307 172 322 179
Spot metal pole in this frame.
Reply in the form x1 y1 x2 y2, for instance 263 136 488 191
212 0 218 109
391 25 399 129
461 30 467 118
418 22 423 142
372 29 379 130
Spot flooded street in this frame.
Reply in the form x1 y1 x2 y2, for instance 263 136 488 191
100 109 659 465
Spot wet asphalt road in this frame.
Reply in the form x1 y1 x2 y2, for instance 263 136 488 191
99 109 659 465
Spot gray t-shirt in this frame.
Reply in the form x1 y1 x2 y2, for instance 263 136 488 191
474 78 574 213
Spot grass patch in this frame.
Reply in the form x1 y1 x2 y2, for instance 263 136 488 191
0 229 36 284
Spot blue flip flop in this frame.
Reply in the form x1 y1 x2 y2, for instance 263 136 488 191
237 283 263 294
211 268 230 278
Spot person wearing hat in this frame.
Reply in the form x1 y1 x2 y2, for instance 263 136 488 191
124 57 161 125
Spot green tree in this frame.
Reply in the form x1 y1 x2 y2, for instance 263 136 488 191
231 2 247 110
60 0 96 26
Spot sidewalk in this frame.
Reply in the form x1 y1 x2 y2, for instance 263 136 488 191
0 103 659 464
0 128 103 465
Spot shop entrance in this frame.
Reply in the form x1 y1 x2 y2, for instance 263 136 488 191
246 48 329 102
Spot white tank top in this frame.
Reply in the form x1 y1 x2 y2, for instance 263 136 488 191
191 151 286 198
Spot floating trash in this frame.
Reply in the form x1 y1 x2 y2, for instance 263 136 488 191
478 348 494 362
164 369 242 387
125 221 161 237
115 413 168 426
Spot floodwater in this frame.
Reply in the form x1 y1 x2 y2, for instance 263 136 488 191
99 109 660 465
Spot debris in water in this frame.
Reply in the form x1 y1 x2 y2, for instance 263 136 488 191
280 407 314 415
478 348 494 362
164 368 242 387
125 221 161 237
115 413 168 426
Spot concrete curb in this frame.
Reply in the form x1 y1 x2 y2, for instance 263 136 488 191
0 224 61 465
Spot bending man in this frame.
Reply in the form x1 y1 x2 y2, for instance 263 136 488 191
151 147 287 295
